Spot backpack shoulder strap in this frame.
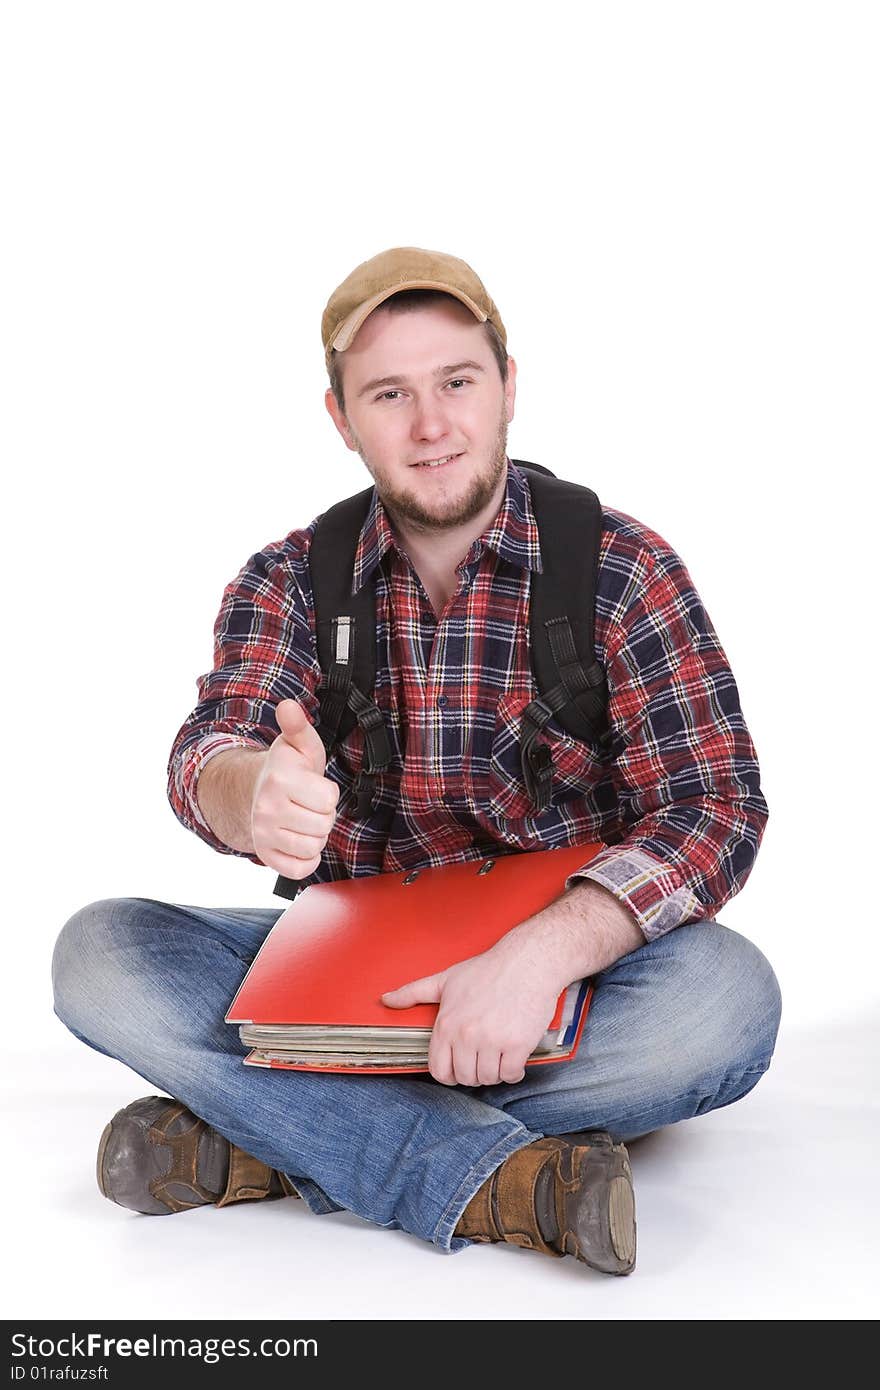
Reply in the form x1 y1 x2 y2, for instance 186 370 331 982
511 460 611 812
273 485 392 902
308 485 377 746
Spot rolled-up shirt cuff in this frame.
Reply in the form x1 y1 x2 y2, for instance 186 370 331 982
185 733 267 842
565 845 703 941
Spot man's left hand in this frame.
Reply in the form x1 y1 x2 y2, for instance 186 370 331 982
380 943 564 1087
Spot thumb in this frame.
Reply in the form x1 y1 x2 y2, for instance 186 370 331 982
275 698 326 773
381 973 444 1009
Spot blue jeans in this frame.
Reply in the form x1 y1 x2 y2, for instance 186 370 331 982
51 898 782 1253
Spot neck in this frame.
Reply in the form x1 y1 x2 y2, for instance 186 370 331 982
387 465 509 581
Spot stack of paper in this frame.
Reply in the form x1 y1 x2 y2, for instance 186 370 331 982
240 977 592 1069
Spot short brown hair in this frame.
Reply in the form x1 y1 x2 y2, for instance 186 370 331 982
327 288 509 413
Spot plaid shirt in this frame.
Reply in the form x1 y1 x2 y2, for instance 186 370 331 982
167 462 768 940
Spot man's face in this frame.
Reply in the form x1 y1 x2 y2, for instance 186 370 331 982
325 298 517 534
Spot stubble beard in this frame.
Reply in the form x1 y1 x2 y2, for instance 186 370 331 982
349 409 510 535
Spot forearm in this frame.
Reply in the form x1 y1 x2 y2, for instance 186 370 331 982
497 879 646 991
195 746 268 854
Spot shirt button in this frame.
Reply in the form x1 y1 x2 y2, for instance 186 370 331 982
437 695 448 708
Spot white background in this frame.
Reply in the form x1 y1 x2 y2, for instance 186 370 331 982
2 0 877 1322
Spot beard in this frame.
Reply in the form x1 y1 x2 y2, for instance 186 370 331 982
349 409 510 535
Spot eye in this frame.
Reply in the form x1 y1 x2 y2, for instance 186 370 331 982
446 378 469 390
375 389 403 402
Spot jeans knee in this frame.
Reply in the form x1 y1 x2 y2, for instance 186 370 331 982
734 935 783 1073
51 898 131 1032
706 933 783 1089
639 923 783 1092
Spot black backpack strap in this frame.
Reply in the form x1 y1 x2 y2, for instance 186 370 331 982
512 462 612 813
273 487 392 901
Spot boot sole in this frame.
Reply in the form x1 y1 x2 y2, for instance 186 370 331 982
608 1172 636 1266
96 1121 113 1200
561 1133 637 1275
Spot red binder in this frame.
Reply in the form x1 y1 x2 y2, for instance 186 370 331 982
226 840 603 1074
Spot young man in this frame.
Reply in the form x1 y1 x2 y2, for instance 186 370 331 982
52 246 781 1277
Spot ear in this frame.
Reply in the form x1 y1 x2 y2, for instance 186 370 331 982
325 387 359 452
504 356 517 424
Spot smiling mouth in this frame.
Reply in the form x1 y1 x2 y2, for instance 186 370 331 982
410 453 463 469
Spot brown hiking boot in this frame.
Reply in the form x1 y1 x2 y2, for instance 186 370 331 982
453 1129 636 1275
96 1095 300 1215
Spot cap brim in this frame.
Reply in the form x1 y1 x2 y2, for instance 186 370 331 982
329 280 488 354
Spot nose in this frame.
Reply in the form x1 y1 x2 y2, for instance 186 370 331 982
410 393 450 445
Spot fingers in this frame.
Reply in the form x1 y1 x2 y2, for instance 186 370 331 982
428 1037 456 1087
498 1053 527 1085
251 780 337 873
253 843 323 878
252 732 341 878
275 698 328 775
429 1034 486 1087
381 974 442 1009
258 824 332 865
429 1043 529 1088
451 1043 480 1088
266 747 340 816
273 800 339 839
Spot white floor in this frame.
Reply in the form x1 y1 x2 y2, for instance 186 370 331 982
5 1011 877 1322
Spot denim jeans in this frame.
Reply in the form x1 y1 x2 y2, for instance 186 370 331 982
51 897 782 1253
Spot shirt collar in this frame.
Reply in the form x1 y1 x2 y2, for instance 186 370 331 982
350 459 544 595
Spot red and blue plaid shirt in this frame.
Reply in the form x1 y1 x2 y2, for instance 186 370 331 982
167 461 768 940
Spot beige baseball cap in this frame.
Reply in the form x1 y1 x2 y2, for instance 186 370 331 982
321 246 507 366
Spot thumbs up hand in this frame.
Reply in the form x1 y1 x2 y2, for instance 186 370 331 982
250 698 341 879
